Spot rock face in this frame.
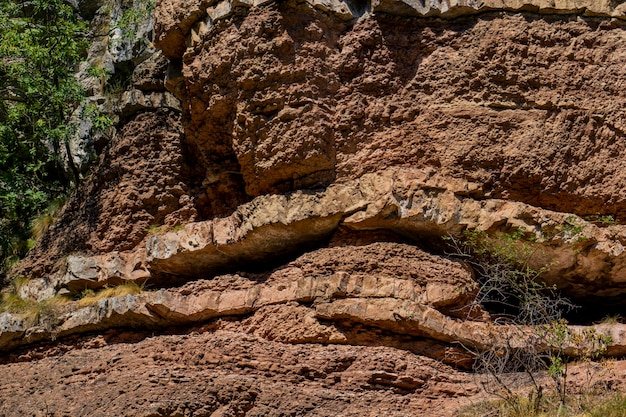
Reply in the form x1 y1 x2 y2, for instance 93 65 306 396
66 0 164 175
21 109 197 280
20 0 194 279
24 168 626 301
6 0 626 415
158 0 626 218
0 329 484 416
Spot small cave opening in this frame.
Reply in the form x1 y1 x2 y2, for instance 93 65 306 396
147 227 425 291
564 295 626 326
345 0 371 18
446 261 626 328
104 60 135 96
148 228 340 290
419 230 626 328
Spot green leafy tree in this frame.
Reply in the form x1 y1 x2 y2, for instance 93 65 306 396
0 0 87 275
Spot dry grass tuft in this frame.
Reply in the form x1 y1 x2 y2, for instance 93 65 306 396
598 314 622 325
0 289 71 326
30 198 65 241
459 391 626 417
77 281 143 307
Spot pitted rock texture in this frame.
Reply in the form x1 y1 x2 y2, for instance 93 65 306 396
4 266 626 368
6 228 626 363
48 168 626 301
7 2 626 414
24 1 626 292
155 0 626 59
165 4 626 219
2 326 626 417
19 109 198 279
3 239 485 358
0 329 485 417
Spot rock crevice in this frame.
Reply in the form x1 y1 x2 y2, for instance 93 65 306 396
33 168 626 301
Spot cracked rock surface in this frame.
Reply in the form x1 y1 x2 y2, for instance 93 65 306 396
5 0 626 415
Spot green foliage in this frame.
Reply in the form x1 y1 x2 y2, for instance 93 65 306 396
585 213 617 226
30 196 65 241
171 224 185 232
146 224 166 234
0 0 87 277
112 0 155 41
556 216 587 243
79 288 95 299
451 228 537 268
146 223 185 235
586 392 626 417
448 229 567 324
86 64 111 82
446 229 612 412
83 104 114 132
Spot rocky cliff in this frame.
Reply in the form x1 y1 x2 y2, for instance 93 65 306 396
2 0 626 415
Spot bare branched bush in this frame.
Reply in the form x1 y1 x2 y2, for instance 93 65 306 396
445 229 611 411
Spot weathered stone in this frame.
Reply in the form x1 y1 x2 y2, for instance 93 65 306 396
207 0 232 20
37 168 626 299
176 5 626 221
9 2 626 415
0 329 490 416
308 0 358 20
314 298 496 349
0 313 28 349
155 0 626 62
131 52 168 91
107 0 156 65
63 252 149 292
18 110 197 280
112 89 182 118
18 276 60 303
154 0 214 58
141 169 626 298
3 266 626 364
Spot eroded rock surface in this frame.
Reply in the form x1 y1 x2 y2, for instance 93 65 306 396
20 109 197 280
161 3 626 221
6 235 626 370
6 1 626 415
3 324 625 417
37 168 626 301
0 329 483 416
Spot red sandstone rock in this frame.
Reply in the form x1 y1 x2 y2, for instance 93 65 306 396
0 329 484 416
7 2 626 415
19 109 197 279
174 5 626 219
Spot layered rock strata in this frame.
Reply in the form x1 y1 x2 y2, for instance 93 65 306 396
7 170 626 364
156 0 626 220
5 1 626 415
22 109 196 281
24 169 626 301
5 242 626 360
0 329 485 416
